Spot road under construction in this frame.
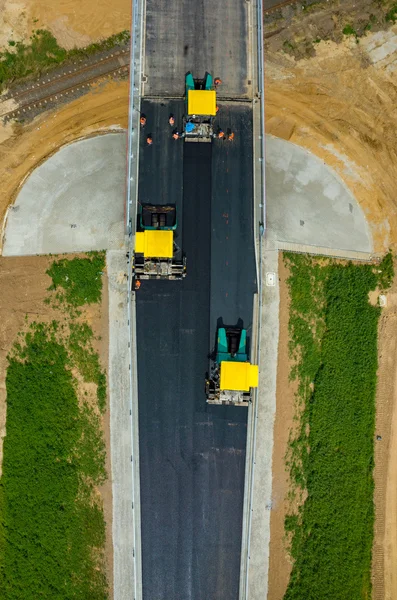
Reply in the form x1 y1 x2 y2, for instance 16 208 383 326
135 100 256 599
125 0 265 597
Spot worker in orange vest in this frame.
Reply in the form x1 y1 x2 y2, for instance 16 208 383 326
218 129 225 139
140 115 146 126
228 132 235 141
146 135 153 145
135 280 141 290
214 77 222 87
169 115 175 126
216 105 219 113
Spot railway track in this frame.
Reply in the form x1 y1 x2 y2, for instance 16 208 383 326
0 48 130 121
0 0 306 122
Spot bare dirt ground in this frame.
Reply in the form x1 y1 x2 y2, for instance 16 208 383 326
265 1 397 253
0 0 130 51
267 255 295 600
372 261 397 600
0 254 113 596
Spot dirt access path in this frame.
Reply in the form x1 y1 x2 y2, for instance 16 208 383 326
0 0 130 51
0 254 113 595
372 261 397 600
267 255 295 600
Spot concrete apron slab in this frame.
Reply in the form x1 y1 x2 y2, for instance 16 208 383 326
265 134 373 256
2 132 126 256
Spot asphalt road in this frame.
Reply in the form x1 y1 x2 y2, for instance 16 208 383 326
136 101 255 600
138 100 185 247
210 104 256 348
144 0 250 98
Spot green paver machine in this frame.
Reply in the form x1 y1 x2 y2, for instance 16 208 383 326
205 327 259 406
133 204 186 281
183 72 217 142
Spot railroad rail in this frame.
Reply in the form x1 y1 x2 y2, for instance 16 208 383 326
0 48 130 121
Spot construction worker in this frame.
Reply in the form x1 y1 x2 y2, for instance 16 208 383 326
218 129 225 139
214 77 222 87
216 105 219 113
146 135 153 145
228 132 235 141
135 279 141 290
169 115 175 126
172 131 180 140
140 115 146 127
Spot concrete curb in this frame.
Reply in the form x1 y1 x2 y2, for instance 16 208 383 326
276 241 376 261
108 249 140 600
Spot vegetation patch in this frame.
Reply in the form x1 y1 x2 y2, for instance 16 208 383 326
0 29 129 90
69 322 107 413
0 251 109 596
386 3 397 23
283 252 394 600
377 250 394 291
46 251 105 307
267 0 397 59
0 322 107 599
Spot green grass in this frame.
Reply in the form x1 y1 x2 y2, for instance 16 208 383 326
0 322 107 599
386 3 397 22
0 29 129 89
283 253 393 600
69 322 107 413
283 39 296 52
377 250 394 291
343 24 357 36
46 252 106 307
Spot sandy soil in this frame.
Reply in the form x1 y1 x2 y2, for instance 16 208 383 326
265 25 397 253
0 254 113 594
0 79 129 245
267 255 295 600
372 264 397 600
0 1 27 50
0 0 130 51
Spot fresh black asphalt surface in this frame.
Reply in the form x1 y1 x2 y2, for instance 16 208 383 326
210 104 256 347
144 0 250 98
136 100 255 600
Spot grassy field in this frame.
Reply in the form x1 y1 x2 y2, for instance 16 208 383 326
0 29 129 90
46 251 106 307
0 254 108 599
283 253 393 600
